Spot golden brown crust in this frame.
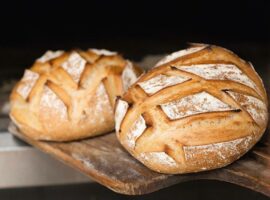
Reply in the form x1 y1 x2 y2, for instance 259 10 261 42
115 44 268 174
10 49 142 141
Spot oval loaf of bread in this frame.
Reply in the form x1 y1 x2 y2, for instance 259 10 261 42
115 44 268 174
10 49 142 141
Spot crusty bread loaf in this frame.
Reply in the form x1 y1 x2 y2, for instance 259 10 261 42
115 44 268 174
10 49 142 141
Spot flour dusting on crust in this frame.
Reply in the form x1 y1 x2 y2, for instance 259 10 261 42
161 91 236 120
81 83 113 124
138 74 190 95
40 86 68 120
227 91 267 126
17 70 39 99
126 115 146 149
154 46 207 67
115 99 129 133
121 61 138 91
140 152 177 167
177 64 259 93
62 51 86 83
94 83 112 114
92 83 112 122
40 86 67 119
248 62 265 94
184 135 253 165
37 50 64 63
89 48 117 56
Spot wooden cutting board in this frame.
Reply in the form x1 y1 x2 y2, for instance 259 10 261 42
8 121 270 196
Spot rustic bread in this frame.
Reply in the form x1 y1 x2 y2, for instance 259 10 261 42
10 49 142 141
115 44 268 174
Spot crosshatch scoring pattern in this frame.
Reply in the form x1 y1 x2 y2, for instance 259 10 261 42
115 44 268 174
10 49 141 141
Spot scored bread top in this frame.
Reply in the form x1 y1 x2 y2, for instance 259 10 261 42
115 44 268 174
10 49 142 141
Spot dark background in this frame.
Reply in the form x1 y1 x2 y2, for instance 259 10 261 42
0 0 269 79
0 1 269 199
0 0 269 45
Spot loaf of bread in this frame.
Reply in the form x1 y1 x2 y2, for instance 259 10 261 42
10 49 142 141
115 44 268 174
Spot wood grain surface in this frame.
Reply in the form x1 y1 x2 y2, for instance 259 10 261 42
8 120 270 196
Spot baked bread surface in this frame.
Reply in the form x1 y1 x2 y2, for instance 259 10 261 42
115 44 268 174
10 49 141 141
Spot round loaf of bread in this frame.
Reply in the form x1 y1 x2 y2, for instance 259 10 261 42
10 49 142 141
115 44 268 174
